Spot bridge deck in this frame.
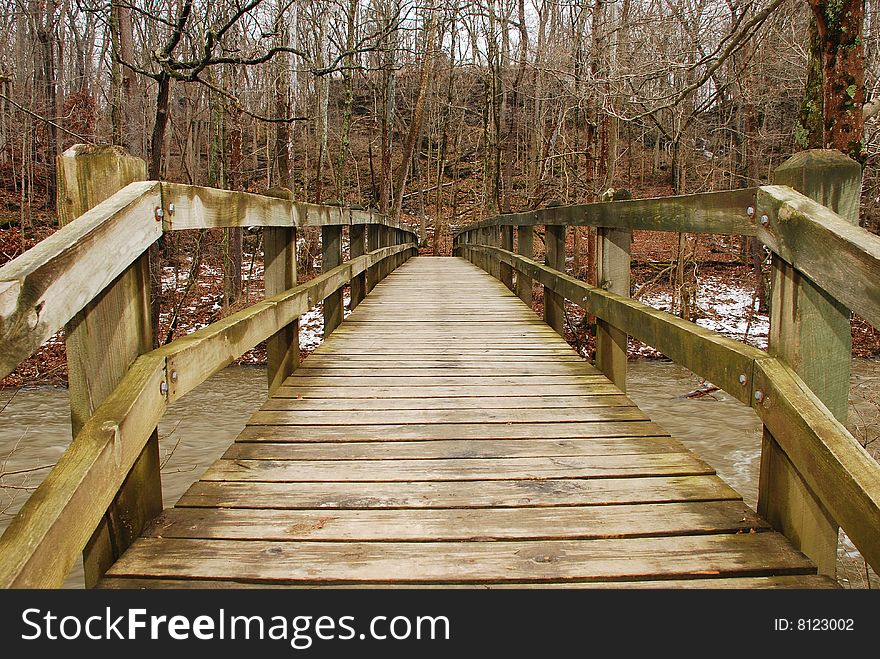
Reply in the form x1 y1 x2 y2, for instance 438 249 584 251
100 257 835 588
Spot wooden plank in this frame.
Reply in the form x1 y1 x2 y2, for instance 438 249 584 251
237 422 664 443
457 188 757 235
0 355 167 588
222 436 682 461
500 225 514 290
595 226 631 391
105 533 815 584
246 406 648 426
145 501 769 542
199 453 714 482
98 574 837 589
0 179 161 379
271 384 626 398
260 395 633 411
176 475 741 510
289 365 606 377
262 187 299 396
282 376 611 387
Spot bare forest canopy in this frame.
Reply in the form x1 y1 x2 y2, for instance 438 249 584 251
1 0 879 237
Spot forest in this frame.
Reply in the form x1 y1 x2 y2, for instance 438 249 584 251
1 0 879 384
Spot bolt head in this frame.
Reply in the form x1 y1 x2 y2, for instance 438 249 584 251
739 374 748 385
746 206 755 217
170 370 178 382
754 390 764 402
160 381 169 395
169 203 175 213
760 214 769 226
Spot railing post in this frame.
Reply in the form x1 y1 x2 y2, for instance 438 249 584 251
263 187 299 395
595 191 632 392
544 211 566 334
322 224 344 337
515 224 534 306
758 149 862 577
500 225 514 290
366 220 380 293
56 144 162 587
350 220 367 310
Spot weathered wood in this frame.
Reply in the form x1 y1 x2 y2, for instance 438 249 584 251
322 225 344 337
262 187 299 396
350 224 367 309
224 436 681 460
106 533 814 584
754 357 880 576
470 245 765 404
456 188 758 235
146 501 767 542
515 225 534 306
595 225 632 391
160 244 411 402
54 145 163 588
544 223 566 334
272 383 624 398
366 224 381 293
757 184 880 329
0 355 167 588
99 574 838 589
260 394 630 411
176 475 740 510
758 149 861 577
0 180 161 379
500 225 514 290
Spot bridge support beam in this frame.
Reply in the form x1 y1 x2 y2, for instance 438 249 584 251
322 225 344 337
544 221 566 335
758 149 862 577
515 225 534 306
263 188 300 396
57 145 163 588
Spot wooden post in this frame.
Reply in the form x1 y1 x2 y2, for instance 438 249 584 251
350 223 366 309
56 144 162 587
544 221 566 335
322 224 344 337
595 227 632 391
758 149 862 577
366 223 380 293
262 187 299 395
595 191 632 392
500 225 514 290
516 225 534 306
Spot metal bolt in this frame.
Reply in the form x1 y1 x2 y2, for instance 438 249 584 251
155 207 164 221
170 370 178 383
760 214 769 227
746 206 755 217
739 374 748 386
160 381 169 395
754 390 765 403
168 203 175 213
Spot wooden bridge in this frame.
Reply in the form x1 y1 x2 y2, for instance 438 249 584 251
0 145 878 588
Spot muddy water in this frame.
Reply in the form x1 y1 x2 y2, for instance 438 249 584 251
0 360 876 588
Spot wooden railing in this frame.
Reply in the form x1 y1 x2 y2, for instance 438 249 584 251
454 149 880 578
0 144 419 588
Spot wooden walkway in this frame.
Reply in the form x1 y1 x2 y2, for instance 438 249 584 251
100 257 835 588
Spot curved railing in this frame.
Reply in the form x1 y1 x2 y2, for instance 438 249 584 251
0 145 419 588
454 149 880 578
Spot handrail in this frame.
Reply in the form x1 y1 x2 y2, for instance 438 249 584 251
0 181 419 381
464 243 880 573
0 242 414 588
